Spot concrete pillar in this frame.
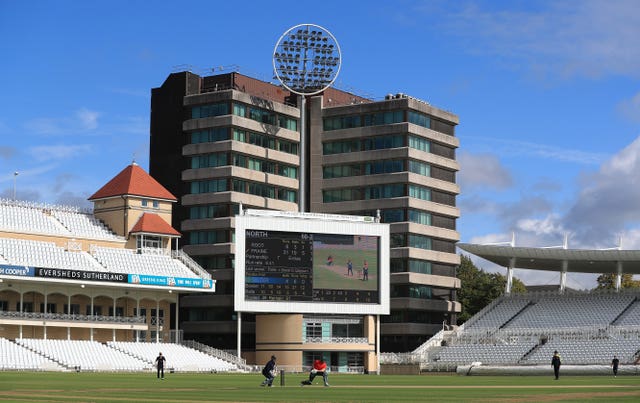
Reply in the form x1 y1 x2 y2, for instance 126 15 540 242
505 257 515 294
156 299 160 343
615 261 623 292
559 261 568 294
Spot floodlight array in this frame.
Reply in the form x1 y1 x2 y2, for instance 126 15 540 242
273 24 341 96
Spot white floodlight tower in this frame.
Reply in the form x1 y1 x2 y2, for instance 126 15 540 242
273 23 341 212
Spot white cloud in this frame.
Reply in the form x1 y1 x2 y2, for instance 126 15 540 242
617 229 640 249
565 135 640 243
0 164 57 183
458 152 513 191
24 108 101 136
28 144 93 162
466 232 512 246
440 0 640 80
618 91 640 123
461 135 640 288
516 215 565 237
465 134 640 249
76 108 100 130
462 136 606 165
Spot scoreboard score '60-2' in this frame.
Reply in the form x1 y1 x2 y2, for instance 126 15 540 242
235 210 390 315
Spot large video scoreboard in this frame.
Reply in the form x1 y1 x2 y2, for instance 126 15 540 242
235 210 390 315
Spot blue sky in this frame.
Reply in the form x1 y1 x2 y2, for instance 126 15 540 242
2 0 640 288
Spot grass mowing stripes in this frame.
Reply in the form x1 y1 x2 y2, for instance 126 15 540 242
1 372 639 402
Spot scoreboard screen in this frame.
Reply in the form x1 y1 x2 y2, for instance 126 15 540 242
244 230 379 303
234 211 390 315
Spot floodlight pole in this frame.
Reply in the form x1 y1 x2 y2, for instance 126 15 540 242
376 314 380 375
13 171 19 200
273 23 341 211
299 95 306 212
237 311 242 361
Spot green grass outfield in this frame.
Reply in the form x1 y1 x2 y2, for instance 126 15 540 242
1 372 640 402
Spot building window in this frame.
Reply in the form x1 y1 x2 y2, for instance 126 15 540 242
391 259 433 274
189 230 229 245
408 234 432 250
362 135 404 151
365 159 403 175
323 184 403 203
232 179 276 198
381 209 405 223
390 233 406 248
278 139 299 155
137 235 162 250
408 160 430 177
364 184 404 200
408 185 431 201
363 110 404 126
278 189 297 202
305 321 322 338
323 115 361 131
191 153 228 169
408 110 430 129
408 135 430 153
408 209 431 225
323 164 361 178
141 199 159 209
192 103 229 119
323 139 361 155
278 115 298 131
390 284 432 299
277 165 298 179
190 179 228 194
323 110 403 131
233 129 298 155
190 204 235 219
249 107 276 126
190 127 229 144
233 103 246 117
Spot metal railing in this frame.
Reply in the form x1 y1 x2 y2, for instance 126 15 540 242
0 310 145 324
172 249 212 279
303 336 368 344
182 340 247 369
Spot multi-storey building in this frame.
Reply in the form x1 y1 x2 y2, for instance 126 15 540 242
149 71 461 359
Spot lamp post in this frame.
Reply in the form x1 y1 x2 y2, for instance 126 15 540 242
273 23 341 212
13 171 18 200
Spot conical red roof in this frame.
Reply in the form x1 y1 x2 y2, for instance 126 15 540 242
89 163 176 201
130 213 181 236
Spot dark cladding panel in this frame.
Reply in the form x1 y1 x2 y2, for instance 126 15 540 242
150 72 198 241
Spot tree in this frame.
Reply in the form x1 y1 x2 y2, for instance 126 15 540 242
596 273 640 290
456 254 526 325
